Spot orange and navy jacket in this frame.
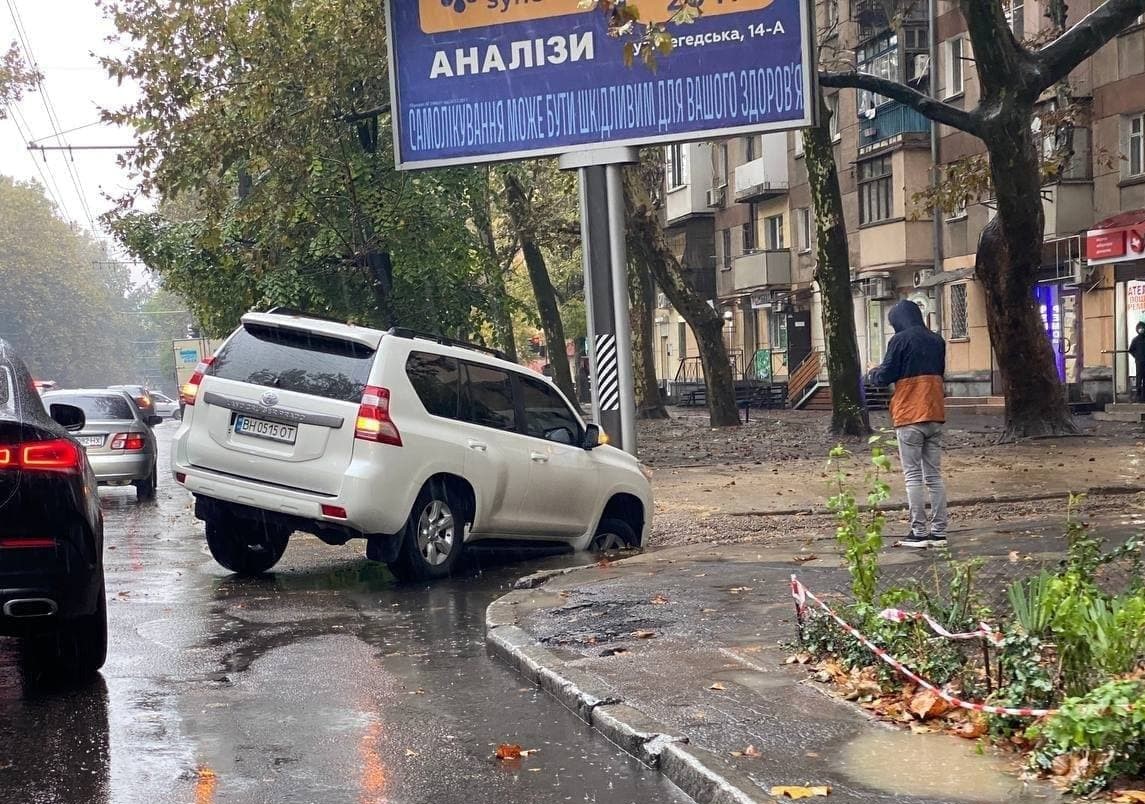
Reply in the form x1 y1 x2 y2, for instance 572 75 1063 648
868 300 946 427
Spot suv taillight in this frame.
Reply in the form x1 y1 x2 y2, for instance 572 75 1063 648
0 439 82 472
181 357 214 406
110 433 146 451
355 386 402 446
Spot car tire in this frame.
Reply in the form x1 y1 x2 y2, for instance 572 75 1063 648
205 514 290 575
134 464 158 502
390 483 465 582
590 517 639 553
23 581 108 680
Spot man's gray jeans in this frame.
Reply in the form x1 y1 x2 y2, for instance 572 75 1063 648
896 422 948 537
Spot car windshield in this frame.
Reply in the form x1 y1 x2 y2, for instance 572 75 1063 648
51 393 136 421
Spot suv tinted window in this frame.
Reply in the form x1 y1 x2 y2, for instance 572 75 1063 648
53 394 135 421
462 364 515 431
209 325 375 403
519 377 580 444
406 352 460 418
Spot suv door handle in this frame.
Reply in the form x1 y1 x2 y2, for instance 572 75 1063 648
530 451 549 463
467 439 488 452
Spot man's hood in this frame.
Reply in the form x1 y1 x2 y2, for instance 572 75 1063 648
889 299 925 333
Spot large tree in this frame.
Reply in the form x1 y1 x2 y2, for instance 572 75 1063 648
0 42 38 115
822 0 1145 439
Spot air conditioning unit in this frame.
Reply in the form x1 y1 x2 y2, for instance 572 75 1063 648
656 292 670 309
707 186 725 208
866 275 896 300
1067 259 1094 286
913 268 936 288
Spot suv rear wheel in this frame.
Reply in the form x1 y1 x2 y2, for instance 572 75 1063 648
205 513 290 575
390 483 464 581
590 517 638 553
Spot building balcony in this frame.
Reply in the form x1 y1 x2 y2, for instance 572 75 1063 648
717 249 792 298
858 103 931 153
733 151 789 202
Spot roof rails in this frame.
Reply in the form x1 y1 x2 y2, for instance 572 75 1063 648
265 306 351 326
387 328 509 361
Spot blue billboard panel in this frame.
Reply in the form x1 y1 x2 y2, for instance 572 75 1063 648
386 0 815 169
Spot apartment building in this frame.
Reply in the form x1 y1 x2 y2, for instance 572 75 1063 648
654 0 1145 405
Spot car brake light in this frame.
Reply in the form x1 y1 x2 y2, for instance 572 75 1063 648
321 504 347 519
110 433 146 451
181 357 214 406
355 386 402 446
175 472 186 484
0 439 82 472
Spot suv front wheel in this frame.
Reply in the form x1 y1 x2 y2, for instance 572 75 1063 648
390 483 464 581
205 513 290 575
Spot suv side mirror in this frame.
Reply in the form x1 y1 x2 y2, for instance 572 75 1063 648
147 415 164 427
49 403 86 433
581 424 601 450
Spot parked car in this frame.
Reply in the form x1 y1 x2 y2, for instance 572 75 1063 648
0 341 107 678
173 309 652 579
43 389 161 501
107 384 157 421
151 391 181 420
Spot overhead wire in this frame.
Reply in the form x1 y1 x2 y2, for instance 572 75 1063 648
5 0 100 234
5 102 72 220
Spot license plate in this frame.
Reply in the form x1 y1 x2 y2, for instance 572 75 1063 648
234 416 297 444
76 435 104 448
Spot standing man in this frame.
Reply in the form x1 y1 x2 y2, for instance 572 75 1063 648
868 300 948 548
1130 321 1145 402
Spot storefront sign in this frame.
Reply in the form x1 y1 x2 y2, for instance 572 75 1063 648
385 0 815 169
1129 280 1145 378
1085 224 1145 265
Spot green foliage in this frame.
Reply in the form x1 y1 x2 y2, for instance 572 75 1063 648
0 176 138 385
1006 570 1055 638
0 42 39 115
1029 679 1145 795
826 437 891 607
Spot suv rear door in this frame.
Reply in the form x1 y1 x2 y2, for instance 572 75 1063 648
184 320 377 496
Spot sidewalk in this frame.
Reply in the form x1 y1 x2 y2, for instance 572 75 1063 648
483 519 1131 803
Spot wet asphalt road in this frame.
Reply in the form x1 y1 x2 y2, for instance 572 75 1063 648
0 425 688 804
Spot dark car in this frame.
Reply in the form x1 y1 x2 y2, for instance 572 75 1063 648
107 384 157 422
0 341 107 678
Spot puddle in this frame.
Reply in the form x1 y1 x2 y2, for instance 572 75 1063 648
835 729 1054 803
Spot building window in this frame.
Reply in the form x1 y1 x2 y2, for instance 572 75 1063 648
1005 0 1024 41
764 214 785 250
950 283 969 339
857 34 899 115
720 228 733 270
714 142 728 188
771 311 788 351
797 208 812 253
742 219 757 252
1128 113 1145 178
858 155 893 224
945 37 965 98
665 143 688 190
826 93 840 140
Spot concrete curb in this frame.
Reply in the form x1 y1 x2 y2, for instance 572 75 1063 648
486 583 770 804
722 483 1145 518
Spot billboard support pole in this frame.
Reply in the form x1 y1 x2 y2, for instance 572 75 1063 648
560 148 639 455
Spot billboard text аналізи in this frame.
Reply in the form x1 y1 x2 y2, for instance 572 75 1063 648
386 0 815 169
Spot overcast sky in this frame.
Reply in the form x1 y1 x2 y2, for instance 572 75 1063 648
0 0 142 263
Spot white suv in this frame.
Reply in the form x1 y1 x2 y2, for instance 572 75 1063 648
172 310 652 579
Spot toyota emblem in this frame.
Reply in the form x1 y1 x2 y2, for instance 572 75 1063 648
260 391 279 407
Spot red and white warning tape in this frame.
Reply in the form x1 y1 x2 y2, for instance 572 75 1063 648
790 575 1057 718
877 607 1003 646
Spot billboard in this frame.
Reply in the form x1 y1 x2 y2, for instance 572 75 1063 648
386 0 816 169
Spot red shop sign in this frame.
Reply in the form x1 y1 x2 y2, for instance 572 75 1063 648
1086 225 1145 264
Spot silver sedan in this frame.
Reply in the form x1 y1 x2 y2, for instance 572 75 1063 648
43 389 161 500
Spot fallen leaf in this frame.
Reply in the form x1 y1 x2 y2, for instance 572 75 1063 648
631 629 657 639
650 594 671 605
770 785 831 799
1112 791 1145 803
1008 550 1021 563
952 720 987 740
909 689 951 720
785 652 812 665
595 559 612 568
496 744 523 760
792 554 819 563
519 748 540 757
730 744 762 758
405 749 419 757
709 682 726 691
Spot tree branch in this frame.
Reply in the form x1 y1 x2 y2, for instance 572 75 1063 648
818 71 981 136
1036 0 1145 88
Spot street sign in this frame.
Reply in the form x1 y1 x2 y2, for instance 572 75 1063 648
386 0 816 169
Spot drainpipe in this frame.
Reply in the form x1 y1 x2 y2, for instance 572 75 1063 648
929 0 945 335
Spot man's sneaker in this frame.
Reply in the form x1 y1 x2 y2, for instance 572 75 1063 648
900 535 948 548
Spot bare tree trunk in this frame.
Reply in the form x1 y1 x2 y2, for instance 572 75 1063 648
624 164 739 428
803 103 870 436
629 254 670 419
502 173 577 401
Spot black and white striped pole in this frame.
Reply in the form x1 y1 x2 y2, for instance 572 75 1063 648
560 148 639 454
